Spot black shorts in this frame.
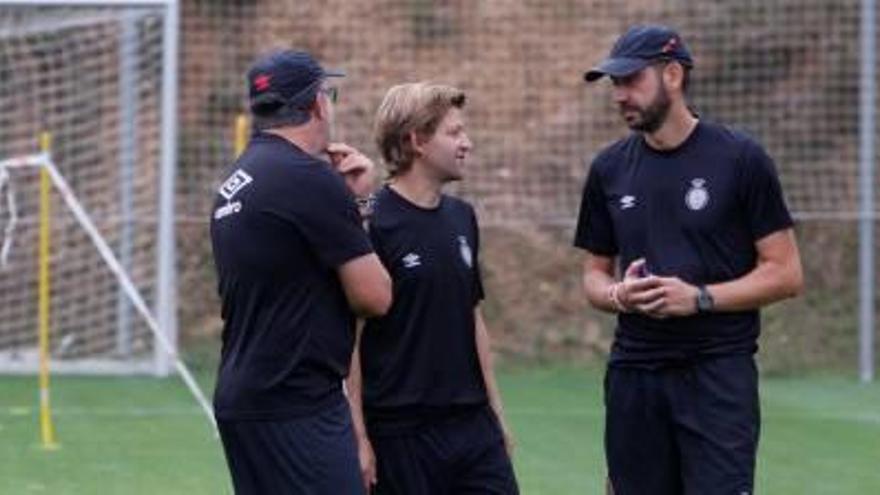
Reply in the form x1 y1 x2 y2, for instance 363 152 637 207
370 407 518 495
605 355 760 495
217 398 363 495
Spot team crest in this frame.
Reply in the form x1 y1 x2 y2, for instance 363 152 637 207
458 235 473 268
685 178 709 211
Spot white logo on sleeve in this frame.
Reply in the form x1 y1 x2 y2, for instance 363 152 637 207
218 169 253 200
214 169 253 220
213 201 242 220
620 195 636 210
685 178 709 211
458 235 473 268
402 253 422 268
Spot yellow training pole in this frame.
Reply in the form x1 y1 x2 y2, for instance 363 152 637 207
234 114 248 157
38 132 58 450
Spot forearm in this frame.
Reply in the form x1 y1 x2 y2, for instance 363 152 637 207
709 258 802 312
344 322 369 442
706 229 803 312
474 309 507 423
584 266 627 314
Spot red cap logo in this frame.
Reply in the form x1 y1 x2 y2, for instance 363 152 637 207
254 74 271 91
661 37 678 54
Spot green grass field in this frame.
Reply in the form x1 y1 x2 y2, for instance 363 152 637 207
1 366 878 494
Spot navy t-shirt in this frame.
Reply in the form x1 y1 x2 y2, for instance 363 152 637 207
210 132 373 420
361 186 487 432
574 121 794 366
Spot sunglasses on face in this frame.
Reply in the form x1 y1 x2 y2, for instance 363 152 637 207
320 86 339 103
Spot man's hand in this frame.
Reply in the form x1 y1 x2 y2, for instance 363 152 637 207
327 142 377 199
616 258 662 313
644 276 700 318
489 404 516 458
356 435 377 492
616 259 699 318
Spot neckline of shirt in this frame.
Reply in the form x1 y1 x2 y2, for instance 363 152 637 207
254 131 329 166
384 184 446 213
639 120 704 157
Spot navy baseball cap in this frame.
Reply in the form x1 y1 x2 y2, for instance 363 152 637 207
584 25 693 82
247 50 344 113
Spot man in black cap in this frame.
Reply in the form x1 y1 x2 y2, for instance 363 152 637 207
575 25 804 494
210 49 392 494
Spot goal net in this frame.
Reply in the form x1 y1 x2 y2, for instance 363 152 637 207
0 2 178 377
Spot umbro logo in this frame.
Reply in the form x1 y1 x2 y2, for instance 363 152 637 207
402 253 421 268
620 195 636 209
213 200 242 220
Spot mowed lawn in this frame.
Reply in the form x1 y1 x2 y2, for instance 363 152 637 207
502 366 880 494
0 366 877 494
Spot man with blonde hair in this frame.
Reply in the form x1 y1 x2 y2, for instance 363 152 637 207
345 82 519 494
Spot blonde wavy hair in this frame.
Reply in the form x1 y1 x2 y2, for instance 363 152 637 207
374 82 466 177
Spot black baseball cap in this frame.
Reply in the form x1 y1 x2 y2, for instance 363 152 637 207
584 25 693 82
246 50 344 114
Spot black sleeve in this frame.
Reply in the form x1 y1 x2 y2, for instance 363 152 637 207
470 207 485 305
573 159 617 255
366 218 388 267
738 139 794 241
268 168 373 268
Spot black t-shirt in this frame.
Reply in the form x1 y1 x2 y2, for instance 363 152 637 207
574 121 793 366
210 132 373 420
361 186 487 432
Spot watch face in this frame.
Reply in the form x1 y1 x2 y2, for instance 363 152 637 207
697 287 713 311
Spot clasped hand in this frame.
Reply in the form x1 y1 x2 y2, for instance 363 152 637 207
617 259 699 319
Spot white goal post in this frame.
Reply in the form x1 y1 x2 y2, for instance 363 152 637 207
0 0 179 376
0 151 213 427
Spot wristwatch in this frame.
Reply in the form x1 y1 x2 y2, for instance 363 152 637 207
695 285 714 313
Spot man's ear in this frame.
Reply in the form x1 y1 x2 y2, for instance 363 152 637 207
310 97 325 121
663 62 685 92
408 130 424 156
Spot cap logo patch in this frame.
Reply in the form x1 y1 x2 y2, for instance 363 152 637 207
662 37 678 53
253 74 271 91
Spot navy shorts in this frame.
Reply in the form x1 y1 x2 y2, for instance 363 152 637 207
218 398 363 495
605 355 760 495
369 406 518 495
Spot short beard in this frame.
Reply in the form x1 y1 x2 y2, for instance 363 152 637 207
621 82 672 133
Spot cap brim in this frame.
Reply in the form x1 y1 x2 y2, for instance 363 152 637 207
324 69 346 78
583 57 649 82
